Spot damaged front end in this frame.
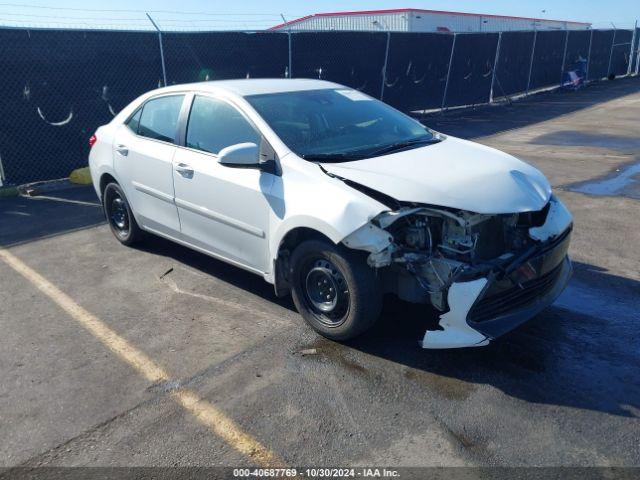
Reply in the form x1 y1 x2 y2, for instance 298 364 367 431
342 195 573 349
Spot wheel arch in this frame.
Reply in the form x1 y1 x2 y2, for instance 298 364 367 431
99 172 118 199
270 225 339 297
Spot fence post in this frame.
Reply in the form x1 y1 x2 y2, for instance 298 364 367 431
526 30 538 95
637 29 640 75
585 29 594 82
489 32 502 104
636 21 640 75
380 31 391 100
607 28 616 77
287 31 292 78
628 21 637 76
441 33 457 111
560 29 569 86
146 13 168 87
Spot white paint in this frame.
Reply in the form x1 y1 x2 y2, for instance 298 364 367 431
342 222 392 254
89 79 567 348
322 137 551 214
421 278 490 349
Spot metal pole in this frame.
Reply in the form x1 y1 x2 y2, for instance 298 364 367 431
286 31 292 78
560 29 570 86
380 31 391 100
628 20 637 76
585 29 594 82
607 28 616 78
636 25 640 75
635 20 640 75
441 33 457 111
526 30 538 95
489 32 502 104
280 14 292 78
636 21 640 75
147 13 167 87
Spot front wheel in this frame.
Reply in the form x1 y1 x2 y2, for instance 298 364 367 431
289 239 382 341
103 182 144 246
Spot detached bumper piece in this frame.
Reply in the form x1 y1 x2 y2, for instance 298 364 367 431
422 226 572 349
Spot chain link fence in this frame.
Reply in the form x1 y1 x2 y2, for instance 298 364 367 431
0 26 638 186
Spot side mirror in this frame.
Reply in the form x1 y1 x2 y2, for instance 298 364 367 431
218 142 260 168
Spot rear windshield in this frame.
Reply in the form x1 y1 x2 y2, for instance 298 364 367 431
245 89 435 161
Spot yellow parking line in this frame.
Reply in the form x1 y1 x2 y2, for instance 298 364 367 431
0 248 282 467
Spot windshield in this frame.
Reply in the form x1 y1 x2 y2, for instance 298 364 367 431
245 89 438 162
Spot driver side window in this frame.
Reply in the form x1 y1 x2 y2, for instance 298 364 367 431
186 96 261 155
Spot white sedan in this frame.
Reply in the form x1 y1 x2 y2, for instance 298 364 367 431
89 79 572 349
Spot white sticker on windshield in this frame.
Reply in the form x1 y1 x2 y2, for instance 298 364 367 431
335 89 372 101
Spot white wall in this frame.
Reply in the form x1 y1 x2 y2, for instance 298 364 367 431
275 12 590 33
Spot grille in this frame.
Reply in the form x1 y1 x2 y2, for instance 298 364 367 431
468 261 564 323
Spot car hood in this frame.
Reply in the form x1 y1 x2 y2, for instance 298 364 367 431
320 136 552 214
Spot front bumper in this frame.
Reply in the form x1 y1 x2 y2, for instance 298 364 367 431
422 226 572 349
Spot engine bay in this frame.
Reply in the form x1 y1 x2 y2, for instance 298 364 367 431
353 201 555 312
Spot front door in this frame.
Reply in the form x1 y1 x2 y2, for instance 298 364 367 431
172 95 275 273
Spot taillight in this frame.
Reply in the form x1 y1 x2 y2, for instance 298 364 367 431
89 134 97 148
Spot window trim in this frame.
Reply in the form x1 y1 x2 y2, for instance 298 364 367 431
180 92 265 159
125 106 143 134
122 90 280 175
124 92 189 147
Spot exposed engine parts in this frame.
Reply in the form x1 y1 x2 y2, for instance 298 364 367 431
344 200 562 313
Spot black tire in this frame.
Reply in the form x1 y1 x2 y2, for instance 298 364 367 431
102 182 144 246
289 239 382 341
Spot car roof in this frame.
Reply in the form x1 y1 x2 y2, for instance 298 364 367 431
156 78 344 97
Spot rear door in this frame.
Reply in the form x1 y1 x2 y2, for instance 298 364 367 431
113 94 185 236
172 94 275 273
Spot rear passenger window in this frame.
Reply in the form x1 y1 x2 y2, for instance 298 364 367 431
186 96 260 155
126 108 142 133
138 95 184 143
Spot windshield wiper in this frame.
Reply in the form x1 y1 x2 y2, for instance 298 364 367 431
301 152 367 163
368 137 441 156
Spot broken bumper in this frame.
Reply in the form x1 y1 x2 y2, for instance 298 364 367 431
422 227 572 349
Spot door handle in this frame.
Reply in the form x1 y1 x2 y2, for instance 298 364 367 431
175 163 194 178
115 145 129 156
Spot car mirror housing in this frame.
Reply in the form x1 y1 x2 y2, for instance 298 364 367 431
218 142 260 168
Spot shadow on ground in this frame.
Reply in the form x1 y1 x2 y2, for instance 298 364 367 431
341 261 640 419
139 225 640 420
420 77 640 139
3 185 639 421
0 186 104 247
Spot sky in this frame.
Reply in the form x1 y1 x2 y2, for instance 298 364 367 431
0 0 638 31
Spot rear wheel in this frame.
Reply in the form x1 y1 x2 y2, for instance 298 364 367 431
290 239 382 341
103 182 143 246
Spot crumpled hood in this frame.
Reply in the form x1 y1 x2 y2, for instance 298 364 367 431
321 136 552 214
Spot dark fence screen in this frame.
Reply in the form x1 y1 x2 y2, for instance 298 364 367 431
493 31 535 98
0 27 636 185
0 29 162 185
163 32 288 84
444 33 499 108
529 31 567 90
290 32 388 98
610 29 634 76
563 30 591 79
382 32 453 111
631 29 640 74
588 30 615 80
